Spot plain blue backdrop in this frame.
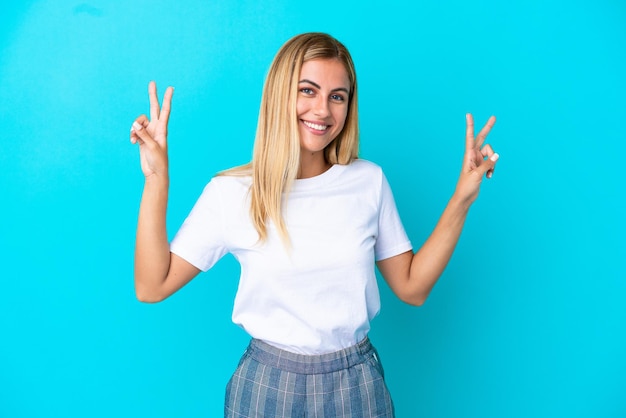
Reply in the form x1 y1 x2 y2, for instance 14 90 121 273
1 1 624 417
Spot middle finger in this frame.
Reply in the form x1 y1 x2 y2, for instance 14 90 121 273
475 116 496 148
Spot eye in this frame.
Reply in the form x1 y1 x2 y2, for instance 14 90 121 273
300 88 314 95
330 94 345 102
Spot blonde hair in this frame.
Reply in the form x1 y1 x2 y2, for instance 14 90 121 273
222 33 359 244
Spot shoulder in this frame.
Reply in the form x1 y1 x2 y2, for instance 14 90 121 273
345 158 382 174
341 159 385 182
324 159 386 197
210 173 251 187
348 158 381 170
343 159 399 201
196 173 251 203
207 163 253 189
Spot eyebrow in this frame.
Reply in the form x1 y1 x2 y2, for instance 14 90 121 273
299 79 350 94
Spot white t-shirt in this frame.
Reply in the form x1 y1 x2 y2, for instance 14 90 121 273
170 159 412 354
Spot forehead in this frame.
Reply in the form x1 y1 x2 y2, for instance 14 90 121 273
299 59 350 89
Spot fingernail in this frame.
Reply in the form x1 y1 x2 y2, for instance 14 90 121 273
490 153 500 162
132 121 143 131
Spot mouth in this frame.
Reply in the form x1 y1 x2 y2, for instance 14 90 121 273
302 120 329 132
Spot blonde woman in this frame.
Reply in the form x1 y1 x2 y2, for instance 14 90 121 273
130 32 498 417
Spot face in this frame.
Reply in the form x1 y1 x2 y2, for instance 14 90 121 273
296 58 350 157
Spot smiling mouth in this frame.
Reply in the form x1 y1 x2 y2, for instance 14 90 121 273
302 120 329 131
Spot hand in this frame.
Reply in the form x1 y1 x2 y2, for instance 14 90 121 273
454 113 499 205
130 81 174 178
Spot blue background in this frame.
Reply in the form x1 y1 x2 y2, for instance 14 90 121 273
1 1 624 417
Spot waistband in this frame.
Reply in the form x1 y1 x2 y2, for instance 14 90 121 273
245 337 376 375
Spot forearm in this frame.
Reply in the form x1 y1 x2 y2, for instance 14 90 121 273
134 174 171 301
380 114 498 306
407 194 471 304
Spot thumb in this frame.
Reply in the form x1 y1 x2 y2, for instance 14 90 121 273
475 153 499 178
131 121 158 150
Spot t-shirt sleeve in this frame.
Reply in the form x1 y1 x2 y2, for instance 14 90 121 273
169 178 229 272
374 171 413 261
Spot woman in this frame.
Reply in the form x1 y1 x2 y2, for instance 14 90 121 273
130 32 498 417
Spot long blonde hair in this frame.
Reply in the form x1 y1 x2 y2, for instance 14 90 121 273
223 33 359 244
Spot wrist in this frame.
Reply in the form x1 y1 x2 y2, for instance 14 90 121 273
143 173 170 201
448 192 472 213
144 172 169 188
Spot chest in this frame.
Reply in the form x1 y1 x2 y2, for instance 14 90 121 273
226 187 380 274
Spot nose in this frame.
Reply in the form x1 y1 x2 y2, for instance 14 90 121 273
312 96 330 118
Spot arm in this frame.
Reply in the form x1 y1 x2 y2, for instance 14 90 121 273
377 113 499 306
131 82 200 303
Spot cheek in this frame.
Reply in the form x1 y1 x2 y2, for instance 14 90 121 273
334 108 349 130
296 98 307 117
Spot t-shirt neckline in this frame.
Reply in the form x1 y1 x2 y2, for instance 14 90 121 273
291 163 347 191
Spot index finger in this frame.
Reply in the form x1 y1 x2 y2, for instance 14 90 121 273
148 81 160 121
465 113 475 151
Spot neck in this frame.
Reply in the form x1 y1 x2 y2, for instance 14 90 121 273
298 151 331 179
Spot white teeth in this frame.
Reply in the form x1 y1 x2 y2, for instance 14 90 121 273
303 121 328 131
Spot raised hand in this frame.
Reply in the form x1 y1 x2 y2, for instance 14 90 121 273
130 81 174 178
454 113 499 205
